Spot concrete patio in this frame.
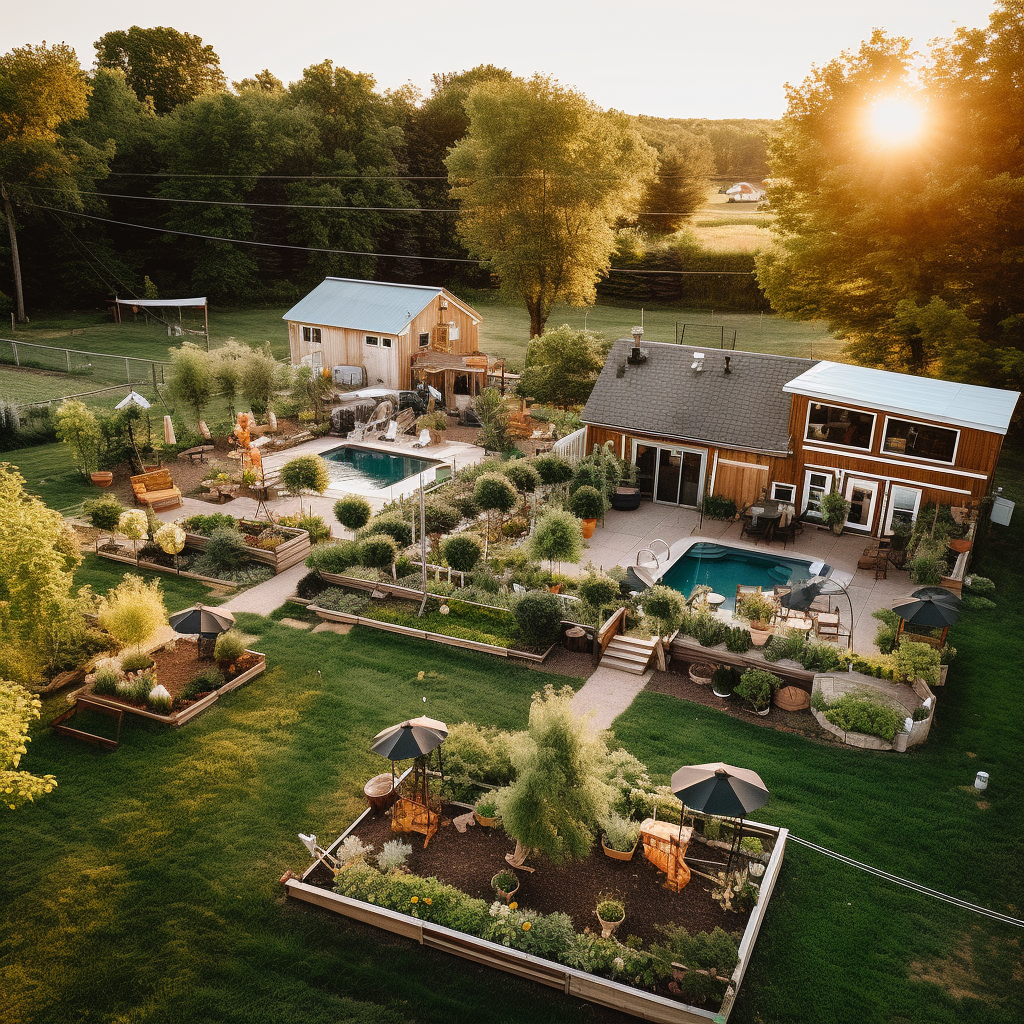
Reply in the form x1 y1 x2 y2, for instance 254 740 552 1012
574 502 910 654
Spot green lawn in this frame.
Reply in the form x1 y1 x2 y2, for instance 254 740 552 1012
73 553 228 613
2 442 100 511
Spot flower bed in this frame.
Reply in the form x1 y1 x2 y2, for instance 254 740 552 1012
180 515 311 573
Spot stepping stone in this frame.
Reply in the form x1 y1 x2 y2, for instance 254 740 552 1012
279 617 313 630
311 622 352 636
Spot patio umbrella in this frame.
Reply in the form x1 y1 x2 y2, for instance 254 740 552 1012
891 593 960 628
671 761 770 874
169 604 236 659
911 587 961 608
371 717 448 807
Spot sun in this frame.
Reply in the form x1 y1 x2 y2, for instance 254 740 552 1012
868 99 925 145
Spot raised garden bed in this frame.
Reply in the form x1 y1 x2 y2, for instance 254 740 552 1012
95 543 239 588
182 517 311 574
85 639 266 727
288 796 788 1022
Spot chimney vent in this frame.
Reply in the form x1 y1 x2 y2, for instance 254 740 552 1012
627 326 646 365
724 356 732 374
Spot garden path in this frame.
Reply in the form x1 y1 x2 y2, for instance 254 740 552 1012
218 563 308 615
570 665 653 732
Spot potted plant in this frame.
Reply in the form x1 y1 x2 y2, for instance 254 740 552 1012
820 490 851 535
600 812 641 861
734 667 783 716
491 869 519 904
735 592 777 647
711 665 739 699
595 896 625 938
688 661 717 686
611 461 641 511
568 485 605 538
474 796 500 827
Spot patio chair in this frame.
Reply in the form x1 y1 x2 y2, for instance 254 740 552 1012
380 420 398 442
740 518 772 545
412 429 431 448
814 612 841 643
772 517 799 549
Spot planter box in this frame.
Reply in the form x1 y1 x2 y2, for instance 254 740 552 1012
185 521 310 574
85 650 265 727
96 548 238 589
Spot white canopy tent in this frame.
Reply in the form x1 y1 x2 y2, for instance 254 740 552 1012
111 296 209 347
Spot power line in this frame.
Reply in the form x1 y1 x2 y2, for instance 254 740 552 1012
33 203 757 275
788 834 1023 928
102 169 712 181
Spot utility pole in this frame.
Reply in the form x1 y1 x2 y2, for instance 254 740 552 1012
1 182 27 323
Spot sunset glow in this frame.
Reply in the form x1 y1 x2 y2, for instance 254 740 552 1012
868 98 925 144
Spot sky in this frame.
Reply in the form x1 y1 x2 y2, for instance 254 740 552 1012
5 0 999 119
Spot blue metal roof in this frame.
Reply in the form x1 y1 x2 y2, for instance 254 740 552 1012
283 278 450 335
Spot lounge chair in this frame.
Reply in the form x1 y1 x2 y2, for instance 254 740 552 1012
412 429 431 448
380 421 398 442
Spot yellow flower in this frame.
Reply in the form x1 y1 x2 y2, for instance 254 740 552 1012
508 901 518 910
410 896 419 904
522 921 531 931
423 898 432 905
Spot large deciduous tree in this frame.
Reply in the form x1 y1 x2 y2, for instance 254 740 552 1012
757 5 1024 386
1 681 56 810
518 324 607 409
94 26 226 114
447 75 657 338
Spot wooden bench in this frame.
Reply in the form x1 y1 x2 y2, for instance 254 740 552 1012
131 468 183 511
177 444 215 464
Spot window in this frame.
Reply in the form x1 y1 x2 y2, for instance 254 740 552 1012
365 336 379 347
418 332 430 348
301 325 322 345
449 325 460 342
771 483 796 503
802 470 833 519
883 417 958 463
805 403 875 450
381 337 392 349
311 350 323 372
885 484 922 534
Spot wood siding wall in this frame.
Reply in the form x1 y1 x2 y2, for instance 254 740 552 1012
287 290 480 390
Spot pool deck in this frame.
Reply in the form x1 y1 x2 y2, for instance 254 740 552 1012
574 502 910 654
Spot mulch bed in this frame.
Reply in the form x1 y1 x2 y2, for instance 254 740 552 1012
311 803 748 948
649 659 840 743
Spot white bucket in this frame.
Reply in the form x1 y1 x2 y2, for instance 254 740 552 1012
974 771 989 791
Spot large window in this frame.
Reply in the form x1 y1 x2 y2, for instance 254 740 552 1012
301 325 322 344
771 482 796 503
805 403 875 449
885 484 921 534
882 417 958 463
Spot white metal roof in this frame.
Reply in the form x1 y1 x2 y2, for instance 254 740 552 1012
783 361 1020 435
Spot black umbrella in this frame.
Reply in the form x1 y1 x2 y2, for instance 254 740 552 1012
671 761 770 874
779 577 825 612
911 587 961 608
371 719 446 761
892 593 960 628
169 604 236 659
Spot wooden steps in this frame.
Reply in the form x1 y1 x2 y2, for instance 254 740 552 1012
599 634 658 675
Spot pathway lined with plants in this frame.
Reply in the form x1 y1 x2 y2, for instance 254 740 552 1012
570 665 652 731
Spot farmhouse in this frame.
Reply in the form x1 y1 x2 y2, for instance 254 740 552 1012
284 278 489 407
582 339 1019 537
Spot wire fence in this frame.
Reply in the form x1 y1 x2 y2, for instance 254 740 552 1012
9 381 164 412
0 338 169 389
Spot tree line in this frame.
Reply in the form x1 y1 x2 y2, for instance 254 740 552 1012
0 26 770 328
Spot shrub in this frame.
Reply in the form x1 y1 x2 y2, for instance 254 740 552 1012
180 513 238 536
501 516 530 538
893 639 941 686
512 591 563 650
475 796 498 818
361 534 399 569
306 540 363 574
203 527 250 571
313 589 370 615
640 585 685 636
735 591 776 626
650 926 740 1006
334 495 372 531
912 705 931 722
423 500 461 536
739 836 763 856
377 840 413 872
908 552 949 586
334 836 374 867
278 512 331 544
120 650 153 674
443 721 518 799
567 485 606 519
441 534 483 573
601 811 641 853
281 455 330 513
797 640 844 672
99 575 167 655
154 522 186 557
117 509 148 549
83 495 126 531
181 667 224 699
873 607 900 654
690 611 728 648
710 665 740 695
734 668 782 712
363 514 413 547
577 572 619 613
491 870 518 895
820 490 851 527
450 493 481 519
700 494 737 520
820 691 906 743
530 509 583 569
474 473 518 516
596 898 624 922
214 629 247 663
502 460 541 493
91 666 121 695
725 627 752 653
533 454 573 486
569 462 607 496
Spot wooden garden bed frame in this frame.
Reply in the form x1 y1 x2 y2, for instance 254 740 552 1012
285 798 788 1023
95 545 239 588
52 697 124 750
84 649 266 726
183 520 310 574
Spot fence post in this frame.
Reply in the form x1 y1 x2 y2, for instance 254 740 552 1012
125 356 130 382
67 349 71 372
12 342 18 366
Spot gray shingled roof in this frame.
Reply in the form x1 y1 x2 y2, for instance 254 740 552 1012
582 340 816 454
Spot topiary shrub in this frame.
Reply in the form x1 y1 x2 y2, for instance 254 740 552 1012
423 500 462 536
640 585 685 636
280 454 330 514
530 509 583 570
441 533 484 573
363 514 413 548
502 460 541 493
361 533 399 569
84 495 126 531
512 591 563 650
334 495 372 531
204 527 251 571
533 454 573 486
450 493 481 519
577 572 619 613
474 473 518 531
567 485 606 520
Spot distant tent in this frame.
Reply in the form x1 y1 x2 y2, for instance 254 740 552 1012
110 296 209 346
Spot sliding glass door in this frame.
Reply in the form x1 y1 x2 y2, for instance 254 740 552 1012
634 443 706 508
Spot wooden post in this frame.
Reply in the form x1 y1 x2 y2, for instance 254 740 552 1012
203 302 210 351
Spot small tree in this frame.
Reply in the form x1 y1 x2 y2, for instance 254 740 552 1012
474 473 518 540
518 325 606 409
502 459 541 494
496 684 614 867
474 387 512 453
281 455 330 515
98 574 168 656
83 495 126 532
641 585 686 637
530 509 583 572
1 680 57 810
168 342 213 425
240 345 281 416
512 592 563 650
290 364 333 423
212 340 248 419
533 454 573 488
154 522 186 571
117 509 149 557
578 572 619 617
567 484 606 520
55 399 101 477
334 495 372 532
441 533 483 574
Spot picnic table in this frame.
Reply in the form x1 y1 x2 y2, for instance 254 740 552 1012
178 444 215 464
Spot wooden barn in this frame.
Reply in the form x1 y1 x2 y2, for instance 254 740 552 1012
581 339 1019 538
284 278 488 403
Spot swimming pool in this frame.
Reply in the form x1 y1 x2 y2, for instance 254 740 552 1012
321 445 440 490
659 542 816 611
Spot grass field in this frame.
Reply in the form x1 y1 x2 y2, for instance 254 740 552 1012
73 553 228 612
2 442 103 510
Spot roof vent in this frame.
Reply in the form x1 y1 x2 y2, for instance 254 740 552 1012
627 325 647 365
691 351 705 372
724 356 732 374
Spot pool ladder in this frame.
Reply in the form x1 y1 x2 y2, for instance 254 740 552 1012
637 539 671 569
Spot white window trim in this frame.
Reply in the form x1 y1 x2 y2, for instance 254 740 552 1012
418 332 430 348
770 482 796 502
803 402 876 453
381 337 393 349
365 335 379 347
801 446 987 480
802 469 834 518
301 325 322 345
884 483 923 535
881 415 960 466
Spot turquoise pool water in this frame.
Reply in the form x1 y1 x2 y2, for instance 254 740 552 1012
321 445 439 489
659 543 815 611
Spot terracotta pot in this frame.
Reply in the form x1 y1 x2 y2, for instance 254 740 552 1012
90 471 113 487
548 583 562 594
749 625 773 647
601 837 638 862
580 517 597 539
474 812 499 828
